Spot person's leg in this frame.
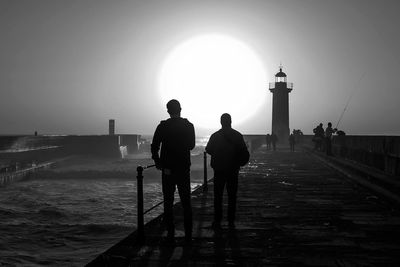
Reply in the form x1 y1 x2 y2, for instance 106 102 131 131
213 171 226 226
176 169 192 239
226 170 239 226
162 171 176 237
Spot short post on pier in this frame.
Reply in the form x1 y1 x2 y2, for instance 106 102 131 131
136 166 145 244
203 151 208 191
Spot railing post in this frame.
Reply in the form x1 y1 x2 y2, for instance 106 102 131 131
136 166 145 244
203 151 208 191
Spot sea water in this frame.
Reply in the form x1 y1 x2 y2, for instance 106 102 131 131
0 151 210 266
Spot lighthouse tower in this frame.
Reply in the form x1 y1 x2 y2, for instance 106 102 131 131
269 66 293 143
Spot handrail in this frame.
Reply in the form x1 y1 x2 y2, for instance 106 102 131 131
135 151 210 244
143 200 164 215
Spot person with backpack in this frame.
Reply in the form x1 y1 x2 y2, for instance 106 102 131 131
205 113 250 229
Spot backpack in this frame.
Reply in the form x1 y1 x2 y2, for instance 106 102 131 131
222 131 250 167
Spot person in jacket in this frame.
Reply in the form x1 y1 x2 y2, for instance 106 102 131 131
206 113 249 229
271 132 278 151
325 122 337 156
151 99 195 243
289 132 295 152
313 123 325 151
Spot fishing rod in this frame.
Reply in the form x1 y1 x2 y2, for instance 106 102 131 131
335 71 367 129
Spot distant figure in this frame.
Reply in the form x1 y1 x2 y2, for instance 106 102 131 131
271 132 278 151
312 123 325 151
206 113 249 229
34 131 38 136
289 133 295 152
151 99 195 243
293 129 304 144
266 134 271 150
325 122 337 156
336 130 347 156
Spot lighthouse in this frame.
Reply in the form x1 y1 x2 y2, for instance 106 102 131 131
269 66 293 143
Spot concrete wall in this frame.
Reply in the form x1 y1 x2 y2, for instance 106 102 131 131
60 135 121 157
119 134 140 154
303 135 400 176
331 135 400 176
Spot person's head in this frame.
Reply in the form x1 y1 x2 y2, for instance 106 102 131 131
328 122 332 127
220 113 231 128
166 99 181 117
319 123 323 127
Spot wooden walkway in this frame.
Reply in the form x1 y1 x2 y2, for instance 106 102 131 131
87 148 400 266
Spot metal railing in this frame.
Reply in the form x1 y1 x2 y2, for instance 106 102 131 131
135 151 210 243
269 82 293 89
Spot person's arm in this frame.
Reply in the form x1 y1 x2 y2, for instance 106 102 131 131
205 134 214 155
189 123 195 150
151 123 162 169
238 135 249 151
237 134 250 166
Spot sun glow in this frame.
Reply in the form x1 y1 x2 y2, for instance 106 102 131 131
159 34 267 129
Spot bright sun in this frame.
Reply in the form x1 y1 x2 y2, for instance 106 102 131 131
159 34 267 129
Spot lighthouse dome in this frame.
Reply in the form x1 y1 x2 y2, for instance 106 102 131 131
275 68 287 77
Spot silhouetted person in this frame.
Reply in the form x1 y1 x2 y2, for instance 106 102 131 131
293 129 303 144
151 99 195 243
325 122 337 156
206 113 249 229
336 130 347 156
313 123 325 151
266 134 271 150
289 133 295 152
271 132 278 151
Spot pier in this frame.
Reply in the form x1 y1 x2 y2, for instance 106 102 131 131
87 146 400 266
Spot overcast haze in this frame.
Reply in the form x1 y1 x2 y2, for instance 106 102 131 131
0 0 399 136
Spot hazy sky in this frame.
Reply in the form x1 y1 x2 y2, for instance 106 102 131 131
1 0 399 136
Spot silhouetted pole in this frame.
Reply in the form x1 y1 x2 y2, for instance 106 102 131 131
203 151 208 191
136 166 145 244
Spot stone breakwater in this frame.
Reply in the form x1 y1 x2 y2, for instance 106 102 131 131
0 161 54 187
